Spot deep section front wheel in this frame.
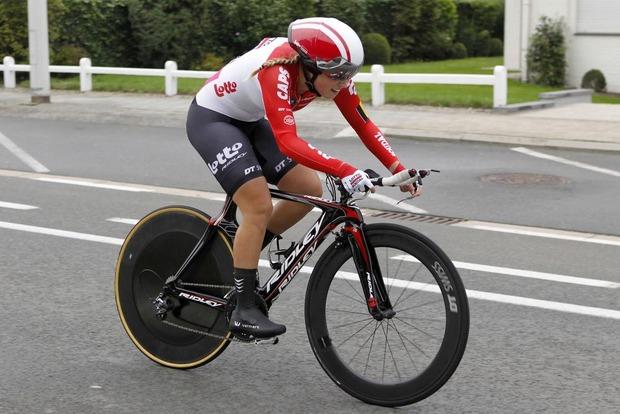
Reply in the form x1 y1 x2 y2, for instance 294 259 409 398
115 206 234 369
305 223 469 407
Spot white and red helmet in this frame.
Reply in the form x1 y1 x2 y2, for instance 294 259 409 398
288 17 364 80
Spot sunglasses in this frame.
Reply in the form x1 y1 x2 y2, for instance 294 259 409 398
315 57 360 81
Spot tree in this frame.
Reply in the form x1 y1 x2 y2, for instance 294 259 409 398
127 0 210 68
392 0 458 61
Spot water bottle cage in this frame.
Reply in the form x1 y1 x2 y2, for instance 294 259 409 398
268 236 296 270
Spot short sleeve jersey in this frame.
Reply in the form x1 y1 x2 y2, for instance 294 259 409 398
195 37 403 178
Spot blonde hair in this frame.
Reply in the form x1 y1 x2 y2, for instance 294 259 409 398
251 54 300 77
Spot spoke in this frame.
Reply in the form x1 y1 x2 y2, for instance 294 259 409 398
392 262 425 307
363 321 380 376
392 321 432 360
326 307 371 316
394 316 442 341
384 320 402 382
390 319 420 372
346 321 380 367
335 318 375 348
388 250 405 296
342 271 366 302
328 287 365 306
397 297 444 314
392 315 445 323
382 320 388 382
330 316 372 330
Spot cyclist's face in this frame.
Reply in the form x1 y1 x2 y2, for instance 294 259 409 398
314 74 351 99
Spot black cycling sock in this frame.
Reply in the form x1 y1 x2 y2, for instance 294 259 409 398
233 268 258 308
261 229 277 250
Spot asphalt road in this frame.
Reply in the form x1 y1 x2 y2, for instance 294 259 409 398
0 116 619 413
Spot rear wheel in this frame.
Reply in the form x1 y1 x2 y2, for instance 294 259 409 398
115 206 234 369
305 223 469 406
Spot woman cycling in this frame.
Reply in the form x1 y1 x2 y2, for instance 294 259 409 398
186 17 419 340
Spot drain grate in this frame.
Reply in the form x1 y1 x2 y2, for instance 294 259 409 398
362 209 465 225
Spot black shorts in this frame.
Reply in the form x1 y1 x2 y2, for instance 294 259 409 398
186 99 297 195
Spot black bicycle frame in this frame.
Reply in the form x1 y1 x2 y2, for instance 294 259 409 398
162 188 393 315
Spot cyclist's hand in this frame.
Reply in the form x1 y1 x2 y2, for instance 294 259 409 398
342 169 375 195
400 182 423 197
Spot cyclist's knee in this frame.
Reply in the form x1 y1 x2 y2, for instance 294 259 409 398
234 178 273 223
304 174 323 198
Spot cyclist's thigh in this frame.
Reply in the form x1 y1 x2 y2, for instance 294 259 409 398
186 103 264 195
249 119 297 185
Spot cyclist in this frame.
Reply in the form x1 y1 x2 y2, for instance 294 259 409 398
186 17 420 339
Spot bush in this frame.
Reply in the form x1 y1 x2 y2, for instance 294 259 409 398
527 16 566 87
361 33 391 64
391 0 458 61
451 42 468 59
56 0 135 67
52 44 88 65
488 37 503 56
192 53 226 71
455 0 503 57
581 69 607 92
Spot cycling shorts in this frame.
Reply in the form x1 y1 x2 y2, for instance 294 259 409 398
186 99 297 195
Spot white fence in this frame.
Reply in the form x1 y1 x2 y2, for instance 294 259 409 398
1 56 508 108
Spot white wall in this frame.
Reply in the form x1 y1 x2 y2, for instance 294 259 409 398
504 0 620 92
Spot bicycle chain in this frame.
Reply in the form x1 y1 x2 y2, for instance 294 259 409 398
177 281 234 289
161 319 240 342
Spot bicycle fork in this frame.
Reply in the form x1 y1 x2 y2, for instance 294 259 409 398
344 224 395 320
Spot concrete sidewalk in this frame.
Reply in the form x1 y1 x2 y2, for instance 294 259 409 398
1 88 619 152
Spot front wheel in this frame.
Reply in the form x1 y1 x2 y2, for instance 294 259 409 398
305 223 469 407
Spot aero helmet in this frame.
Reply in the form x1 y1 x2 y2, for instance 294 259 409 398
287 17 364 80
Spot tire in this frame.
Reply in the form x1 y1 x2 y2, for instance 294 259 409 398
305 223 469 406
115 206 234 369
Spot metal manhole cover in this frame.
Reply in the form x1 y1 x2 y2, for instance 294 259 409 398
480 173 570 186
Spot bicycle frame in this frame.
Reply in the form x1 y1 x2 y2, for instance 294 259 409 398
161 188 393 316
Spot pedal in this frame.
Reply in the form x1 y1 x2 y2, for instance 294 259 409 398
254 337 279 345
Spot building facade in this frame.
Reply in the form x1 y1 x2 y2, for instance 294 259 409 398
504 0 620 92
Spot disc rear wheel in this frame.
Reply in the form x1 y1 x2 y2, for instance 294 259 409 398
115 206 234 369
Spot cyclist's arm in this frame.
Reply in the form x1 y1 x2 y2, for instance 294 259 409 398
334 81 406 174
258 65 356 178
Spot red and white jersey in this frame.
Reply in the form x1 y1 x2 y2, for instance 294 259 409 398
195 37 403 178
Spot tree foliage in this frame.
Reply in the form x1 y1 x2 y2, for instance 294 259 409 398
0 0 505 69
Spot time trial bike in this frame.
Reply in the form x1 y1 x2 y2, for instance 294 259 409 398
114 168 469 407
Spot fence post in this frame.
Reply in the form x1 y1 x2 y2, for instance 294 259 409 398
165 60 178 96
493 65 507 108
3 56 16 88
371 64 385 107
79 57 92 92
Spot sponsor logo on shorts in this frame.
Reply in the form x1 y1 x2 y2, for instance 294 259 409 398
214 81 238 97
283 115 295 126
209 142 246 174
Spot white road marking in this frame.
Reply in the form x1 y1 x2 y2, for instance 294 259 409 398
107 217 139 225
35 177 155 192
512 147 620 177
391 255 620 289
452 220 620 247
0 131 50 173
369 193 427 214
0 221 617 320
256 260 620 320
0 201 38 210
0 221 123 245
2 168 620 246
333 127 356 138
